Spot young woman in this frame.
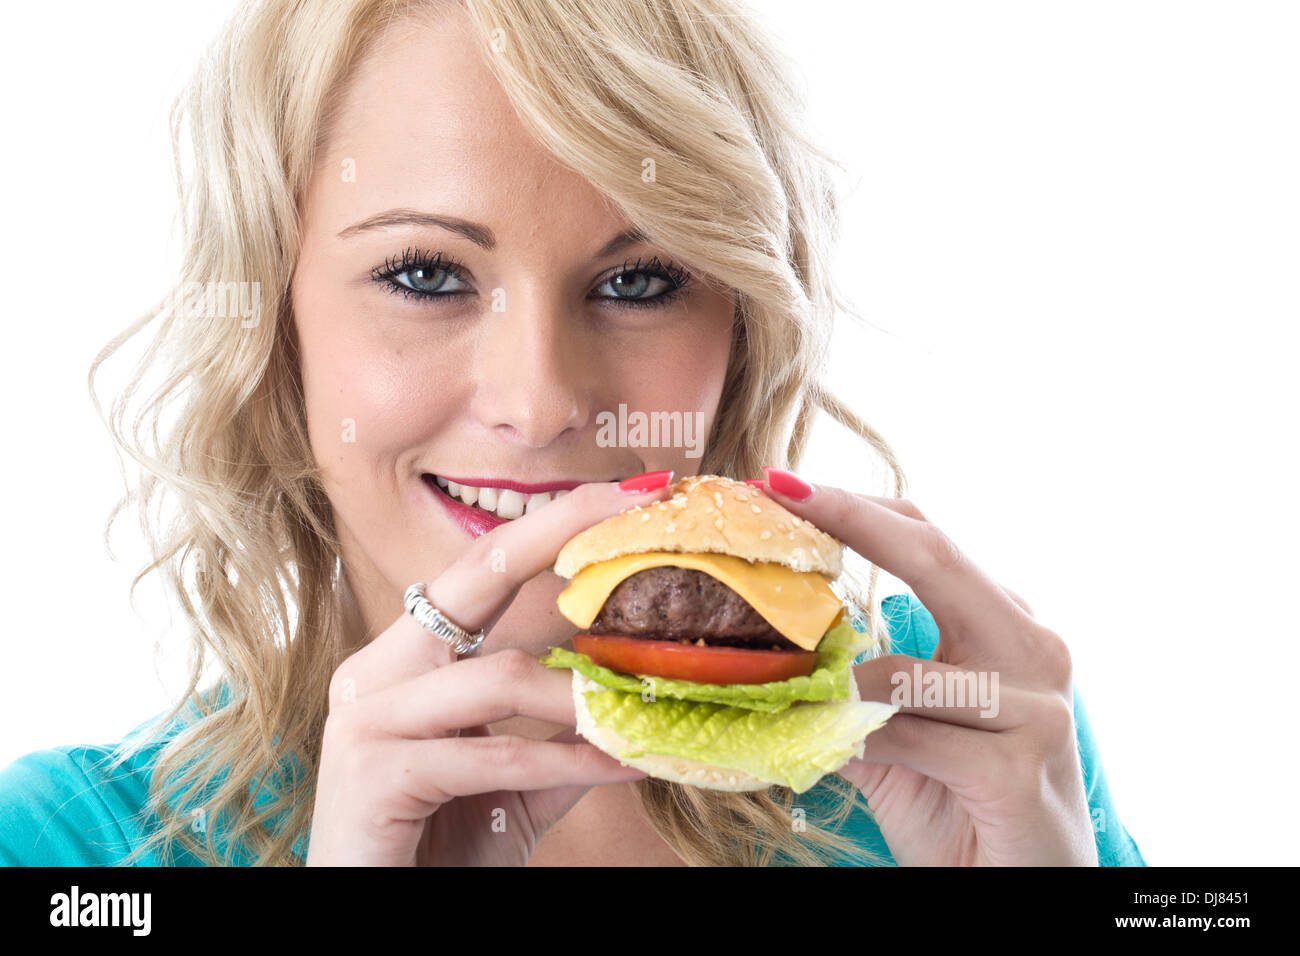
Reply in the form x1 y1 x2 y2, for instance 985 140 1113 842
0 0 1144 866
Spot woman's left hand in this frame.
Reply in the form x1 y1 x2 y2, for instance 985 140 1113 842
753 467 1098 866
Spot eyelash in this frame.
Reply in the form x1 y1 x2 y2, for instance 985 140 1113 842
369 247 693 310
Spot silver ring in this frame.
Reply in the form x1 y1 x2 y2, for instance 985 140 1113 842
404 583 486 656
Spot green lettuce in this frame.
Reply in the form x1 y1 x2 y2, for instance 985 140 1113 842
539 617 876 713
581 687 898 793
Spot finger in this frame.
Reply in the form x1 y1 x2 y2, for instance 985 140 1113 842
857 492 1036 617
848 494 1034 618
382 735 648 818
520 726 649 835
862 498 1033 617
854 654 1026 730
330 611 457 709
365 649 583 739
753 471 1033 657
426 476 676 651
854 494 929 520
998 585 1034 618
335 475 674 704
847 712 1001 791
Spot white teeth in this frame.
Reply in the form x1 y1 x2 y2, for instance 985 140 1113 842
496 489 526 520
432 475 571 518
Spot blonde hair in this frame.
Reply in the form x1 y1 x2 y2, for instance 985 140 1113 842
91 0 908 867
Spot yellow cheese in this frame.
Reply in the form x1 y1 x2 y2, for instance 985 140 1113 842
556 551 844 651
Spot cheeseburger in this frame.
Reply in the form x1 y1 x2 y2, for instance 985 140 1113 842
540 474 898 793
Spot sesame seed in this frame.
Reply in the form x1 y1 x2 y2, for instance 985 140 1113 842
760 530 772 540
751 504 761 514
776 522 788 532
665 522 676 533
736 493 749 503
714 517 724 531
713 493 724 508
641 512 651 521
788 532 796 540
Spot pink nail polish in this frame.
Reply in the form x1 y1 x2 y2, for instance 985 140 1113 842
618 470 674 494
761 466 813 501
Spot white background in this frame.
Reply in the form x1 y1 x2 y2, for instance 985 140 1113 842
0 1 1295 865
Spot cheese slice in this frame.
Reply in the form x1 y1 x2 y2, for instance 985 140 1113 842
556 551 844 651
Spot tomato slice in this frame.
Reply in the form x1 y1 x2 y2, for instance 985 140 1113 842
573 634 817 685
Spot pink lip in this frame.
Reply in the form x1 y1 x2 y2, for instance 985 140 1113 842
435 475 594 494
422 474 510 538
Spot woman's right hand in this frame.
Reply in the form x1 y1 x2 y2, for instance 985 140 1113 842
305 473 675 866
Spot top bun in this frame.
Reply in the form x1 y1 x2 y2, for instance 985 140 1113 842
554 474 843 579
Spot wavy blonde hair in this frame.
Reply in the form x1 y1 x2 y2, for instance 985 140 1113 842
91 0 908 867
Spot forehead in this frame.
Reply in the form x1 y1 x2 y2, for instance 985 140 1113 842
312 7 621 237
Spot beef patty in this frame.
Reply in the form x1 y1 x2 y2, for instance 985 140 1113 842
587 565 805 652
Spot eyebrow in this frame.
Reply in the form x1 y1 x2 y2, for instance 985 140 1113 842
336 208 647 258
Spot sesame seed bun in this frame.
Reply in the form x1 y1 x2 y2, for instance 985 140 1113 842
554 474 843 579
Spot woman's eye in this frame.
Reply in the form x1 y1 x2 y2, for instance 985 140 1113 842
592 258 692 309
392 265 470 295
373 250 690 309
372 249 473 302
594 271 672 301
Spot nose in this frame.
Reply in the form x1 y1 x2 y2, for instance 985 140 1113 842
468 286 592 449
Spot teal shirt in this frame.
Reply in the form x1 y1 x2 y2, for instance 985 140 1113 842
0 593 1145 866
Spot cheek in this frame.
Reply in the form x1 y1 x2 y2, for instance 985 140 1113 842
622 338 727 411
596 298 735 455
621 301 733 399
294 287 461 482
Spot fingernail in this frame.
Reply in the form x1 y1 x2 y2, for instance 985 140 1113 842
741 478 765 489
618 469 674 494
761 466 813 501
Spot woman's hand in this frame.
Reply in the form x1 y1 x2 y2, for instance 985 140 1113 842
754 467 1097 866
306 474 674 867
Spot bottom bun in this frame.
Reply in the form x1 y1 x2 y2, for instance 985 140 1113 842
570 669 862 793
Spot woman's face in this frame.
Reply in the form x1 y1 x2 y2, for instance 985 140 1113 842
292 10 736 651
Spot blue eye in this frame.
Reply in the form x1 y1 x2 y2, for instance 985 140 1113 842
592 256 693 310
370 249 692 309
372 248 472 301
394 263 470 295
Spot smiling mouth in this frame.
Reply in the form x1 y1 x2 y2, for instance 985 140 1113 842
423 474 572 521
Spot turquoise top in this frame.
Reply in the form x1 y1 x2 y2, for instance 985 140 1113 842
0 593 1145 866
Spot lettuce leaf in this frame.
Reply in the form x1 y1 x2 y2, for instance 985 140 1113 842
581 686 898 793
539 617 876 713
